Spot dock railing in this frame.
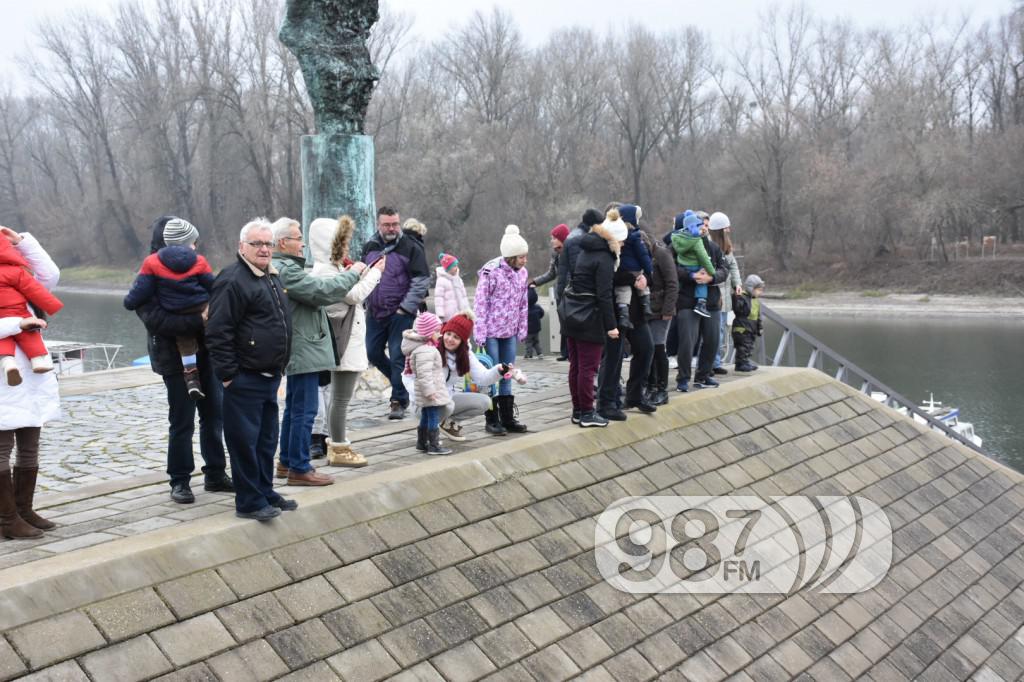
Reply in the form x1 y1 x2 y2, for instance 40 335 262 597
740 305 987 456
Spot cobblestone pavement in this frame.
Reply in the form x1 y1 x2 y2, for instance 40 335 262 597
37 358 571 493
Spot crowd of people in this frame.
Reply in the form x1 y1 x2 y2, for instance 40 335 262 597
0 202 764 530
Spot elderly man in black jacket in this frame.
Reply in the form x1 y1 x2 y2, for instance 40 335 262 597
206 218 297 521
130 216 233 505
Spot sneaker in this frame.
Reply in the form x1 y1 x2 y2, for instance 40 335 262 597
598 407 627 422
287 469 335 486
693 376 720 389
712 367 728 376
388 400 406 420
236 505 281 521
203 475 234 493
183 367 205 400
270 498 299 512
556 355 569 362
579 411 609 427
694 300 711 318
625 399 657 414
676 380 689 393
327 442 368 467
170 482 195 504
440 419 467 442
734 362 757 372
571 410 582 424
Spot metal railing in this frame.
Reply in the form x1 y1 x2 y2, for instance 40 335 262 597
734 305 987 456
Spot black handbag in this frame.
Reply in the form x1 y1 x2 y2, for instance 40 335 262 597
558 287 598 329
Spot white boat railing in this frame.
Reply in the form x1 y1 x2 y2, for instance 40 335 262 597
46 340 123 376
738 306 988 457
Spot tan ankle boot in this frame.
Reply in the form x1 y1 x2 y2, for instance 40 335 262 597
326 441 367 468
13 468 55 530
0 471 42 539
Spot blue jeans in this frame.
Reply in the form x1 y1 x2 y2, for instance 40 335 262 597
223 372 286 513
163 350 226 487
420 405 442 430
686 265 707 300
280 372 320 474
484 337 517 396
366 313 415 405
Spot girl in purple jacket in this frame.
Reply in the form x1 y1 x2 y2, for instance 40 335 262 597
474 225 530 433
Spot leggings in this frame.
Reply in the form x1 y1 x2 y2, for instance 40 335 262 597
314 371 361 444
0 427 41 472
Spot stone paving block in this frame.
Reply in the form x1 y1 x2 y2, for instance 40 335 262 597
624 598 675 636
380 618 447 667
157 570 237 619
273 538 343 580
455 519 511 554
430 641 497 682
532 528 582 564
517 471 565 500
323 523 389 564
274 575 346 621
458 553 515 591
86 587 176 642
769 639 815 677
828 640 873 678
80 635 173 682
389 661 446 682
321 601 392 648
485 480 534 511
217 554 291 599
326 639 400 682
559 627 615 670
373 545 435 584
494 540 550 577
424 602 490 647
325 558 393 602
603 648 659 681
448 488 504 522
267 618 342 671
577 453 623 481
151 613 235 667
370 511 430 548
592 612 646 654
7 610 105 670
214 593 294 643
276 661 341 681
14 661 90 682
206 639 289 682
151 662 216 681
410 499 467 534
675 649 726 682
520 644 581 681
549 461 598 490
635 631 687 673
507 572 562 611
416 566 479 608
513 606 572 648
0 637 26 681
414 531 475 569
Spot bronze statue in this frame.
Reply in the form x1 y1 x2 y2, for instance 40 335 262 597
280 0 380 135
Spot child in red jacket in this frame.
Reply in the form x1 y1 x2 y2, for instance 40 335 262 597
0 238 63 386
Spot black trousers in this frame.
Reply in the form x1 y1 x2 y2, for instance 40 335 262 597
597 334 625 409
222 372 286 513
733 331 756 364
624 322 654 404
163 351 226 487
675 308 720 383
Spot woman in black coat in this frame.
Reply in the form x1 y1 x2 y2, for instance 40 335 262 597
562 210 627 428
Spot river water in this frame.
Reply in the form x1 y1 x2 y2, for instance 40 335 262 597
43 290 1023 473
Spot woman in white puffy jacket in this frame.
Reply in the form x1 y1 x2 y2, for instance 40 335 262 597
308 216 384 467
0 227 60 539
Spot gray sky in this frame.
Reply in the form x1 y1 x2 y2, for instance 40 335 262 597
1 0 1017 87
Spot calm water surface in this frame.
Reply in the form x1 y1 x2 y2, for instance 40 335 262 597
45 291 1023 473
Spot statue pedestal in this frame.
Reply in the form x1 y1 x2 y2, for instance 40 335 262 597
300 134 376 256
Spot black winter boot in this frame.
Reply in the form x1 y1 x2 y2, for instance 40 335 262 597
495 395 528 433
416 426 428 452
641 293 653 319
484 408 507 436
427 429 453 456
616 304 633 331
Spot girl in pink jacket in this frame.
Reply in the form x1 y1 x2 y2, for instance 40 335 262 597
473 225 529 433
433 252 469 322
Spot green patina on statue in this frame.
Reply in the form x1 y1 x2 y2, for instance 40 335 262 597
280 0 380 135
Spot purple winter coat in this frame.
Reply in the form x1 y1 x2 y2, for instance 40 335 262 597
473 257 529 346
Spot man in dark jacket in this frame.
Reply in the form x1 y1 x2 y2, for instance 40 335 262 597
130 216 232 505
671 216 729 392
206 219 296 521
362 206 430 420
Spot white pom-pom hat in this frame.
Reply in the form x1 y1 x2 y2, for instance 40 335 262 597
500 224 530 258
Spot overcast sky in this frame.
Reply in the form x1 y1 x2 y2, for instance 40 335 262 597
1 0 1017 87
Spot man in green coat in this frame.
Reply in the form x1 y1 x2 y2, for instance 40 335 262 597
271 218 363 485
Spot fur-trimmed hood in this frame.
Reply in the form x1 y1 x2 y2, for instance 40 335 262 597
309 215 356 267
580 224 622 269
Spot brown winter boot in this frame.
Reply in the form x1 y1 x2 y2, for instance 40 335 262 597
13 468 55 530
1 471 42 539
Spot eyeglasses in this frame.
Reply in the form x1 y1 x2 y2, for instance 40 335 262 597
380 221 400 228
280 236 304 243
244 240 275 249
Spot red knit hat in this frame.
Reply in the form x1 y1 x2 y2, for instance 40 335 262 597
550 223 570 243
441 313 474 344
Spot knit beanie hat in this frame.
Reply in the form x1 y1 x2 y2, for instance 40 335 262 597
619 204 642 228
674 212 703 237
163 218 199 247
441 313 474 344
744 274 765 293
438 252 459 273
602 208 629 243
581 208 603 229
413 311 442 338
550 223 570 243
500 225 529 258
709 212 730 231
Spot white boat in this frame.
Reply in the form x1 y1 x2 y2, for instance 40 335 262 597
870 391 983 448
47 340 123 376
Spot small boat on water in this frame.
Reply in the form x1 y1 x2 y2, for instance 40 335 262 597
871 391 983 448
